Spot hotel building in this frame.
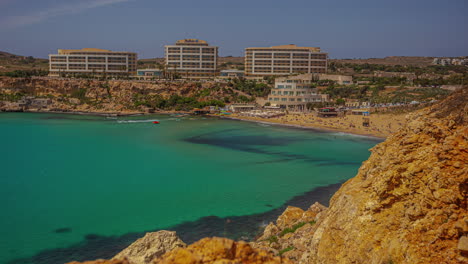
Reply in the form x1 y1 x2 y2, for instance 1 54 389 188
267 74 329 109
244 44 328 77
49 48 137 77
165 39 218 78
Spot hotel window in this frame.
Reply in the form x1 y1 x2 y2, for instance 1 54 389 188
269 98 273 101
297 98 302 102
281 98 287 101
88 57 106 63
272 91 276 95
274 98 279 101
277 85 284 89
289 98 295 101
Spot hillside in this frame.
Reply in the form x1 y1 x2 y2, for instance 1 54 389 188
0 77 258 113
0 51 48 72
331 56 436 67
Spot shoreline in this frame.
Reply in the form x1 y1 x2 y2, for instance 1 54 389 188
220 115 388 139
2 109 392 139
0 108 190 117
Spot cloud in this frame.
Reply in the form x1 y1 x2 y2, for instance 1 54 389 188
0 0 132 29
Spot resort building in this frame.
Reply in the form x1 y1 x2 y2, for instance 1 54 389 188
267 74 329 109
318 74 353 85
136 69 162 80
219 69 245 78
244 44 328 77
49 48 137 77
164 39 218 78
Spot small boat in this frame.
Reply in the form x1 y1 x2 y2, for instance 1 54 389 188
153 121 160 124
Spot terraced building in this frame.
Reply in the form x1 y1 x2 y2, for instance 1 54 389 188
165 39 218 78
244 44 328 77
48 48 137 77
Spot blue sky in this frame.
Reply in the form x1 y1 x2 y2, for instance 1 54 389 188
0 0 467 59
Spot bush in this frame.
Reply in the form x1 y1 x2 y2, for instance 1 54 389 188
279 222 307 237
278 246 294 256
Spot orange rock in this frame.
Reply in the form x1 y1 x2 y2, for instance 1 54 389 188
67 258 129 264
155 237 292 264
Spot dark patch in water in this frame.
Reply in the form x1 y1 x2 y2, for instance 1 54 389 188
54 227 72 234
85 234 101 240
265 204 273 207
8 183 342 264
185 132 335 164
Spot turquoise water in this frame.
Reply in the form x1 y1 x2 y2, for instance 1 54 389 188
0 113 380 264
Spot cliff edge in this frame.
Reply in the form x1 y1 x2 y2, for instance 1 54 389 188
297 87 467 263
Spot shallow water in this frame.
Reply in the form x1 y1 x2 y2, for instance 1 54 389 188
0 113 381 264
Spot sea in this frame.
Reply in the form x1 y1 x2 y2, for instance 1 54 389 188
0 113 381 264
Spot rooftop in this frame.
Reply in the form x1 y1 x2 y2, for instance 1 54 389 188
57 48 136 54
246 44 322 52
175 39 209 46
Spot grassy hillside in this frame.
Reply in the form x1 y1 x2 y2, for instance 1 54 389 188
0 51 48 72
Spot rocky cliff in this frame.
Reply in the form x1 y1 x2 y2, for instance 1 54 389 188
68 88 466 264
248 87 467 263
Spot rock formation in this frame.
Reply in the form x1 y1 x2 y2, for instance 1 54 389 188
154 237 292 264
250 88 467 263
67 259 129 264
0 77 252 113
112 231 186 264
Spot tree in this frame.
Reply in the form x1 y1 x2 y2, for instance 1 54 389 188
336 98 346 105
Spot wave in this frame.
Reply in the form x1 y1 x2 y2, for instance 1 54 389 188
117 119 160 123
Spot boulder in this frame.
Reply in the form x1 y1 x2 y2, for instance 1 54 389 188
155 237 292 264
113 231 185 264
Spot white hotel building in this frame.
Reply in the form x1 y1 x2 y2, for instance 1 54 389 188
48 48 137 77
267 74 329 109
165 39 218 78
245 44 328 76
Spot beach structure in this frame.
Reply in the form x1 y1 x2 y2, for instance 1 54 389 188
220 69 245 78
136 69 162 80
345 99 370 108
317 107 339 117
267 74 329 110
228 103 257 112
49 48 137 77
244 44 328 77
318 74 353 85
165 39 218 78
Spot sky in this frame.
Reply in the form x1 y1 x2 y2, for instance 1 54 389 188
0 0 467 59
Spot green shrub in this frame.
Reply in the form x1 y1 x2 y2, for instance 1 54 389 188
279 222 307 237
278 246 294 256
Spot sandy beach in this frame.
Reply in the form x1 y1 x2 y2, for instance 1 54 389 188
226 112 408 138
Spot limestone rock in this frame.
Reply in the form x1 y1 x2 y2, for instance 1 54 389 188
303 87 468 264
67 259 129 264
459 236 468 253
154 237 292 264
276 206 304 229
113 231 185 264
